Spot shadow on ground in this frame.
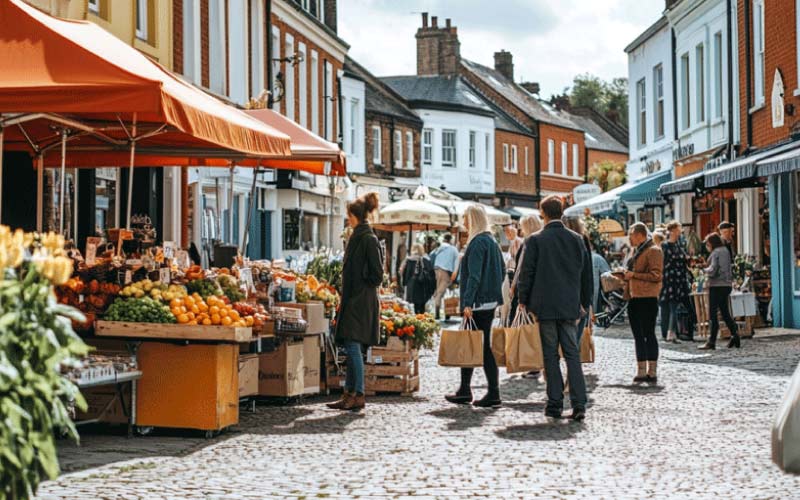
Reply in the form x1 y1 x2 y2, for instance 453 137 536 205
495 421 585 441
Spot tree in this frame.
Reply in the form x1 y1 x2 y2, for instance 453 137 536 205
605 77 629 125
570 74 606 111
556 74 629 126
588 160 628 192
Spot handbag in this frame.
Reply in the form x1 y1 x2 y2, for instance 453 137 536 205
438 316 483 367
504 310 544 374
491 317 507 367
580 322 595 363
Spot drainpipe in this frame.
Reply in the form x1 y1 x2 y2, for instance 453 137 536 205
266 0 274 108
389 119 396 177
534 124 541 202
744 0 753 148
671 28 679 144
584 145 589 183
726 0 735 157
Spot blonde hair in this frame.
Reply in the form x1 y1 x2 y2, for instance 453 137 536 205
519 214 543 237
653 231 665 245
464 203 490 243
410 243 425 256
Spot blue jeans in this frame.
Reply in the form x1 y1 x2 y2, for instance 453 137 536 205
539 320 587 413
660 301 680 339
343 340 364 394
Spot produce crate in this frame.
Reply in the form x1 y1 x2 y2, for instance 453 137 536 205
365 342 419 397
95 321 253 343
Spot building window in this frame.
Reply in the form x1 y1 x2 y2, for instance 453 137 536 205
271 26 281 111
442 130 456 167
524 146 529 175
228 0 249 105
88 0 99 14
713 32 723 119
347 99 358 156
250 0 265 99
297 43 308 127
310 50 319 134
754 0 765 106
183 0 201 84
135 0 148 41
423 129 433 166
547 139 555 173
485 133 490 170
406 131 414 169
681 53 690 130
469 131 476 168
561 141 567 176
324 61 334 141
511 145 518 173
696 43 705 123
653 64 664 139
636 78 646 146
393 130 403 169
502 144 509 172
372 126 382 165
572 144 579 178
284 34 295 120
209 0 227 96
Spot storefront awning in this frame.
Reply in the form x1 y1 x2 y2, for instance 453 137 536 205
757 142 800 177
563 183 625 216
502 206 540 220
704 141 800 188
619 170 671 203
659 170 704 196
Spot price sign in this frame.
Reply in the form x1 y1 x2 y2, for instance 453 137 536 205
159 267 171 284
162 241 175 260
239 268 254 291
176 250 190 269
124 270 132 285
85 237 102 266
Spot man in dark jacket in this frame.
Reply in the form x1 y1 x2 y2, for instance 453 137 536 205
517 195 592 421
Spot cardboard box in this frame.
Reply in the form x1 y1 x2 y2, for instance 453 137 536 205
75 385 132 424
302 335 321 395
258 341 304 397
238 354 259 397
276 302 328 334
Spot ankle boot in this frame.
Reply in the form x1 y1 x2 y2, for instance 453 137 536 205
326 391 352 409
342 392 365 411
646 360 658 383
435 307 441 320
633 361 648 383
728 335 741 349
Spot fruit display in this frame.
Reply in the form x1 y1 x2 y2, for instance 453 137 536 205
168 293 251 327
105 297 177 323
232 302 270 327
186 278 223 299
184 264 205 281
379 301 439 350
119 279 186 302
275 270 340 317
306 255 343 291
56 277 121 331
217 274 245 303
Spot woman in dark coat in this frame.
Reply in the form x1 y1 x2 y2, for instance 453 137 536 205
660 221 690 343
400 243 434 314
328 192 383 412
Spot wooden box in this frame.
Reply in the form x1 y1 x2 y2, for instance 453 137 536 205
365 344 419 397
96 321 253 343
258 341 304 397
302 335 321 395
75 385 132 424
238 354 259 397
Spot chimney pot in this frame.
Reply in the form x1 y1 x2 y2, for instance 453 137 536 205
521 82 540 95
494 50 514 82
446 18 451 28
422 12 428 28
431 16 438 28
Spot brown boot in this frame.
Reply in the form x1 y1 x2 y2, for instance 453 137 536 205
326 391 352 409
342 392 366 411
633 361 648 383
646 360 658 384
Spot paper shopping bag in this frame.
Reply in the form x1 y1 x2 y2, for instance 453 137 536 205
504 312 544 374
491 319 507 367
444 296 460 317
438 317 483 367
580 323 595 363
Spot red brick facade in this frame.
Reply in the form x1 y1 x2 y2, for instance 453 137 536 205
587 149 628 170
539 123 586 195
738 0 799 150
364 117 421 178
495 130 536 196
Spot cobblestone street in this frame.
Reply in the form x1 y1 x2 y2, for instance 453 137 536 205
39 325 800 499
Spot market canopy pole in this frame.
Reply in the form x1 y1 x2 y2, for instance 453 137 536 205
58 129 67 234
125 113 137 229
229 164 236 245
241 166 260 256
0 125 4 223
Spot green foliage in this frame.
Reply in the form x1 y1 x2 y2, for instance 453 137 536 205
588 160 628 192
305 256 343 292
186 278 222 299
0 264 89 499
559 73 629 125
583 215 610 257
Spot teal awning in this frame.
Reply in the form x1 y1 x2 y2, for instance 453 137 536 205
619 170 672 204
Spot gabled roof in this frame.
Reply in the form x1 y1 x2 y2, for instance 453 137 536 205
624 16 668 54
461 80 533 136
460 58 581 131
567 113 628 154
381 74 495 117
343 57 422 125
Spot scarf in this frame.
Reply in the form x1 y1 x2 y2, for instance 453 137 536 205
626 238 654 271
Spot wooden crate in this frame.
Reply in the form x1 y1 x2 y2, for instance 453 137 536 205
691 293 754 339
365 345 419 397
96 321 253 343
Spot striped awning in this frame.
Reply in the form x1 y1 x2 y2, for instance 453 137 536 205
659 170 704 196
757 146 800 177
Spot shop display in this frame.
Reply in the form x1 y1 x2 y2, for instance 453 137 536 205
379 299 439 350
105 297 176 324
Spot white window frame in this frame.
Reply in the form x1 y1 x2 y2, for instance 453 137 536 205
372 126 382 165
713 32 724 119
271 26 281 111
484 133 490 170
249 0 265 99
547 139 555 173
297 42 308 127
560 141 567 176
524 146 529 175
88 0 99 14
572 143 579 178
324 61 334 141
284 34 295 121
183 0 201 85
754 0 766 107
318 0 325 23
209 0 227 96
310 50 319 133
393 130 403 169
696 43 705 124
469 131 476 168
228 0 249 104
636 77 646 146
348 99 358 156
653 64 664 139
135 0 148 41
680 53 691 130
502 143 509 172
511 145 518 174
422 128 433 166
442 130 456 168
406 131 414 169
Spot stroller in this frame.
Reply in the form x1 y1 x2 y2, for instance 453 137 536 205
595 271 628 329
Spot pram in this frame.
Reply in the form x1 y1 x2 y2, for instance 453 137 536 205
595 271 628 329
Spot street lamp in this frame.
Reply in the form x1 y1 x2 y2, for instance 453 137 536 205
269 52 306 106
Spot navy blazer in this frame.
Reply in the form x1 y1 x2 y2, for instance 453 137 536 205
459 232 505 310
517 221 593 321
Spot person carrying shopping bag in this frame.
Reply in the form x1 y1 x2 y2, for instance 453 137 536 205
444 204 505 408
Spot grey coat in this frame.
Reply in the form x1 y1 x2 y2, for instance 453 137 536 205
704 246 734 287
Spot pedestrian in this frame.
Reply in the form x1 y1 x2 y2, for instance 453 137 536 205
718 221 736 259
591 243 611 313
660 221 690 344
623 222 664 384
699 233 741 350
517 196 591 421
399 243 435 314
563 217 593 346
328 192 384 412
444 204 505 408
653 230 665 246
431 233 459 320
501 222 524 325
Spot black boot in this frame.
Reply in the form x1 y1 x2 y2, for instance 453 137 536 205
728 335 741 348
435 307 441 320
445 387 473 405
472 392 501 408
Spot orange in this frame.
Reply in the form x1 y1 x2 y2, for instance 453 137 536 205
209 305 220 315
198 302 209 312
170 307 182 316
187 319 198 325
177 313 189 324
186 312 195 321
202 318 212 326
244 316 254 327
183 296 194 307
230 310 240 321
192 293 201 300
219 308 229 318
169 298 182 309
211 314 221 325
221 316 233 326
191 305 200 314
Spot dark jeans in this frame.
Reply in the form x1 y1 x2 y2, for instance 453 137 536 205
414 302 426 315
540 319 587 412
629 297 659 362
660 300 681 339
459 309 499 397
709 286 738 345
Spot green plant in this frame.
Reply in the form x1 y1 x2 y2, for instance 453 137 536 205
587 160 627 192
0 228 89 500
583 215 610 257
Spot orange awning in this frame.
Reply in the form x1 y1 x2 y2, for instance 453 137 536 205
0 0 290 157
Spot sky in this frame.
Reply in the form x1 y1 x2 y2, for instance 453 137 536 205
339 0 665 98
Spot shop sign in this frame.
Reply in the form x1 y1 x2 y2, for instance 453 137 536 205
673 143 695 161
772 68 785 129
645 160 662 175
703 153 728 171
573 183 602 204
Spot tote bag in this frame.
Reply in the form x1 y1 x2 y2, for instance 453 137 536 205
438 317 483 367
491 317 507 367
504 311 544 373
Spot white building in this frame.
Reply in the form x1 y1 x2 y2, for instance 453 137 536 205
340 74 366 175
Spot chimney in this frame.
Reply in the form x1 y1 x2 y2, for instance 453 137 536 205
323 0 337 33
416 14 461 76
446 18 451 28
494 50 514 82
520 82 540 95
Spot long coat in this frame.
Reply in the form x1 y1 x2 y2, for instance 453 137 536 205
335 222 384 346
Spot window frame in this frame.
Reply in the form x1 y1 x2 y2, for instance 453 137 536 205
696 43 705 123
653 64 665 139
297 42 308 127
469 131 476 168
502 143 509 172
560 141 568 176
371 126 382 165
753 0 766 107
183 0 202 85
442 129 457 168
88 0 100 14
680 52 691 130
135 0 148 41
284 33 295 121
547 139 555 173
406 131 414 169
572 143 579 178
310 50 319 133
524 146 529 175
511 145 518 174
713 32 724 119
484 133 490 170
636 77 646 146
393 130 403 169
348 98 358 156
422 128 433 166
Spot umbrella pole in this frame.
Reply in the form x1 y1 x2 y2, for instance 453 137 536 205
126 114 137 229
229 165 235 245
0 127 4 223
241 167 259 256
36 155 44 232
58 130 67 234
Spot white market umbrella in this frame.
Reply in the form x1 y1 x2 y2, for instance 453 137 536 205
374 198 452 231
431 200 512 226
